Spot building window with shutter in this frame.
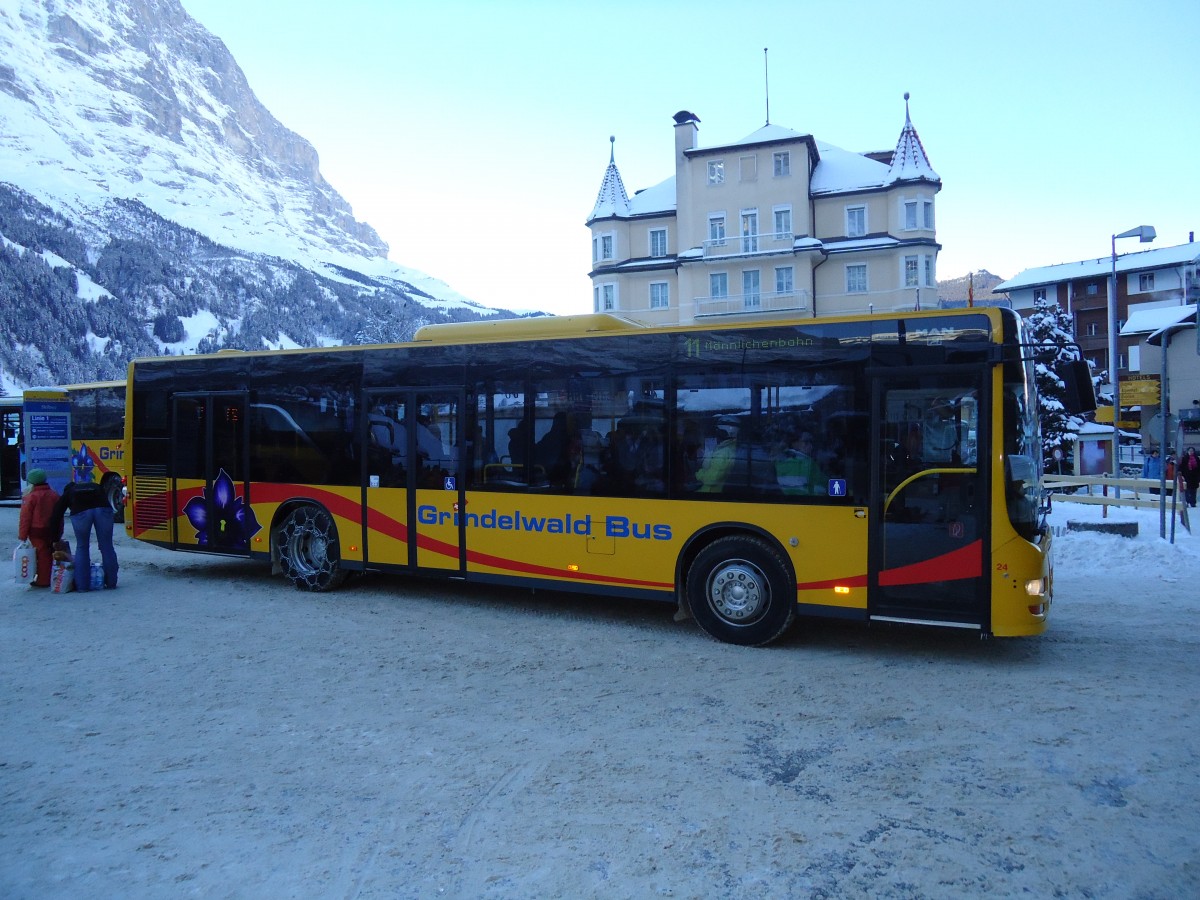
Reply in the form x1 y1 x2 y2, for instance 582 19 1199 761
773 206 791 240
650 282 669 310
846 264 867 293
775 266 794 296
846 205 866 238
710 272 728 299
743 270 761 309
595 283 617 312
708 214 726 247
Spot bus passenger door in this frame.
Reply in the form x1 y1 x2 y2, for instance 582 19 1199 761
869 372 988 629
363 389 465 574
170 392 252 556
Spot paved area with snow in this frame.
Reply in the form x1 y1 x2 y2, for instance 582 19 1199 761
2 503 1197 898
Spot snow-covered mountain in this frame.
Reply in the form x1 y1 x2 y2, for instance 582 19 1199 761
0 0 512 391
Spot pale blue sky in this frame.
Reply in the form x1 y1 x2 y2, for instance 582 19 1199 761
181 0 1200 316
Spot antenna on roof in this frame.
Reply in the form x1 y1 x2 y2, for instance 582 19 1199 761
764 48 770 125
609 135 615 164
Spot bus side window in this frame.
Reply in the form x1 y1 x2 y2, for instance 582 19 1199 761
472 384 527 490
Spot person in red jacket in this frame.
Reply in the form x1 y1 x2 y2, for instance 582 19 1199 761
1181 447 1200 508
18 468 60 588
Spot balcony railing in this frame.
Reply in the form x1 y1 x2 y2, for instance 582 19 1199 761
694 289 811 318
703 231 794 258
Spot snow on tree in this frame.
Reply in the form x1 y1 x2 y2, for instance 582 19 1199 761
1027 294 1086 468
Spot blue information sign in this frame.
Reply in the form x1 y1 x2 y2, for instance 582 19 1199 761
23 394 73 494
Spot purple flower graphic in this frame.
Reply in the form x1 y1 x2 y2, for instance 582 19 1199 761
72 444 96 483
182 469 262 549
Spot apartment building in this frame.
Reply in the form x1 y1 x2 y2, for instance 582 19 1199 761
587 98 941 325
994 241 1200 381
996 240 1200 439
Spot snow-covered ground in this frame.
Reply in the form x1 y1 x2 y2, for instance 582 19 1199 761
1 500 1197 898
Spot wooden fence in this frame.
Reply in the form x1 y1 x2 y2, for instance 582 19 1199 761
1042 474 1190 532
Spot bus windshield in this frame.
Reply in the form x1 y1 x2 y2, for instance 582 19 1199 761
1003 318 1044 542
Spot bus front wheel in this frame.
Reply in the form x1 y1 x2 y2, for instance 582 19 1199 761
278 506 347 592
686 536 795 646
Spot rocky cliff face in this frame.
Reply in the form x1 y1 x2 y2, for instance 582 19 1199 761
3 0 387 261
0 0 507 391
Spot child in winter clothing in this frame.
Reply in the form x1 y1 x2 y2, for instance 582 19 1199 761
18 469 60 587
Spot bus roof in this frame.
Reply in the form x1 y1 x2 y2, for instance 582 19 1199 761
58 380 125 391
129 306 1011 366
413 313 647 344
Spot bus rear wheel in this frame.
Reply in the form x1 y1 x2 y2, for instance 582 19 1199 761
102 474 124 523
278 506 347 592
686 536 795 646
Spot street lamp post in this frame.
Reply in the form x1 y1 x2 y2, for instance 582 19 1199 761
1108 225 1156 479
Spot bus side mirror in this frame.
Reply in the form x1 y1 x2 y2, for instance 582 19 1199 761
1059 360 1096 414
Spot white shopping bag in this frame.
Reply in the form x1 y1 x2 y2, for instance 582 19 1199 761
13 540 35 584
50 561 75 594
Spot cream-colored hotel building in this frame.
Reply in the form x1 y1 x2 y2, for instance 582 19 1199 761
587 97 941 325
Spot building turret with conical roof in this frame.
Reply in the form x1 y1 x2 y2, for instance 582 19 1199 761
886 93 940 185
589 136 631 221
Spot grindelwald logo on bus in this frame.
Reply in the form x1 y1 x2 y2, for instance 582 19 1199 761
418 505 672 541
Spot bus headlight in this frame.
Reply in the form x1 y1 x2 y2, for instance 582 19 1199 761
1024 577 1046 597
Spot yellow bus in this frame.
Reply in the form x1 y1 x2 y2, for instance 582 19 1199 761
63 381 128 521
1 382 126 515
0 394 21 501
123 308 1090 646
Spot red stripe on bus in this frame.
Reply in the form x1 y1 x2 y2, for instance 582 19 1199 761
247 485 673 589
877 540 982 586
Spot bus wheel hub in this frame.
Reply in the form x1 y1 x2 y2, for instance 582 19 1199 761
709 562 764 621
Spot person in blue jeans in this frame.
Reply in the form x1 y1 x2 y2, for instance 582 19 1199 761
52 479 118 592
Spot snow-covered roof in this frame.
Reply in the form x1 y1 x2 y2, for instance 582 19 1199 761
591 99 939 220
628 176 675 217
995 243 1200 292
588 139 630 222
722 123 811 149
822 236 905 253
608 257 678 273
884 94 939 186
1121 303 1196 337
810 141 891 194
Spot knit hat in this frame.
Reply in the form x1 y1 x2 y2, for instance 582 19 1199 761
27 468 47 485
